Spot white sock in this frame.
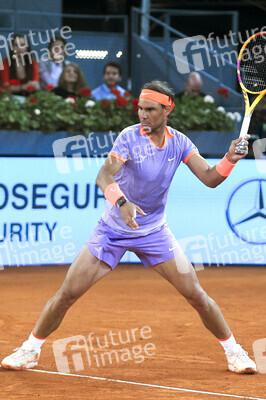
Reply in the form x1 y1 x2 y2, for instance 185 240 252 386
219 333 238 354
23 331 46 351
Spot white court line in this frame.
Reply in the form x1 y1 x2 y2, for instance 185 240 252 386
26 369 266 400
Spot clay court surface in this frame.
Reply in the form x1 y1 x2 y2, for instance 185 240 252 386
0 264 265 400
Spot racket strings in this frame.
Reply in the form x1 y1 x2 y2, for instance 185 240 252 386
240 34 266 93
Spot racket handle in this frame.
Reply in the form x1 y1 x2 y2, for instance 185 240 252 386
236 115 251 154
239 115 251 138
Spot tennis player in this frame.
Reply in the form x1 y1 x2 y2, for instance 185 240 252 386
1 81 257 374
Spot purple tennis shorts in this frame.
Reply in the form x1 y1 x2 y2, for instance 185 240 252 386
86 219 179 269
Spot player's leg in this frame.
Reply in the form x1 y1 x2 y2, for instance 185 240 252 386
34 246 111 339
153 247 256 373
153 254 230 339
1 247 112 370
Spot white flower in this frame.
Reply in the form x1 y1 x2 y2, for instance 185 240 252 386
217 106 226 113
233 112 242 122
204 95 214 103
226 112 235 120
34 109 41 115
65 97 75 104
85 100 96 107
204 109 210 114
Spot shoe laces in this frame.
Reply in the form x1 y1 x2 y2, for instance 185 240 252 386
229 345 250 361
12 342 36 356
10 347 28 361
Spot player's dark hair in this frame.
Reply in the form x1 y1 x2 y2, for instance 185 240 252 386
142 80 175 103
103 61 122 76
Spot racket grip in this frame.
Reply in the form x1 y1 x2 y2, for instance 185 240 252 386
239 115 251 138
236 115 251 154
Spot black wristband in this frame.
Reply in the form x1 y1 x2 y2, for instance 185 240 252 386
116 196 128 209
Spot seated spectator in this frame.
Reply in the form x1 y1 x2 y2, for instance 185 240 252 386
91 61 126 100
52 63 86 98
0 34 39 96
177 72 205 99
39 36 70 90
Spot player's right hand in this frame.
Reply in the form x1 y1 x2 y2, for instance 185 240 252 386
228 134 250 161
119 201 146 230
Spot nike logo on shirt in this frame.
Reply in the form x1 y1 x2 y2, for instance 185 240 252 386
169 245 177 251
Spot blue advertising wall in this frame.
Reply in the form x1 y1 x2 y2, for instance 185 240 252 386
0 157 265 267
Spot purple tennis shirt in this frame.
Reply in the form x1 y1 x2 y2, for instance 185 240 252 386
101 123 198 236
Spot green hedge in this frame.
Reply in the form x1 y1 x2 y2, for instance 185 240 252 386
0 89 237 134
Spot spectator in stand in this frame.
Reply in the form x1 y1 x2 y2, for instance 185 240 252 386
52 63 86 98
0 34 39 96
177 72 205 99
91 61 126 100
39 36 70 90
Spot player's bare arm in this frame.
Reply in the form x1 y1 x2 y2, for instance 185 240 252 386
96 156 146 230
96 155 124 191
186 134 250 188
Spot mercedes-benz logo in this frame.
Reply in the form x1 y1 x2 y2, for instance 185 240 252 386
226 179 266 245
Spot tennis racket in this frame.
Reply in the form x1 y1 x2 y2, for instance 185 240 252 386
236 31 266 154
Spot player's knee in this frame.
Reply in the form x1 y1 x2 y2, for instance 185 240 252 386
186 286 210 311
52 289 78 310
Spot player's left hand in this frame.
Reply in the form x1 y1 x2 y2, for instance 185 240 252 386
227 134 250 163
119 201 146 230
